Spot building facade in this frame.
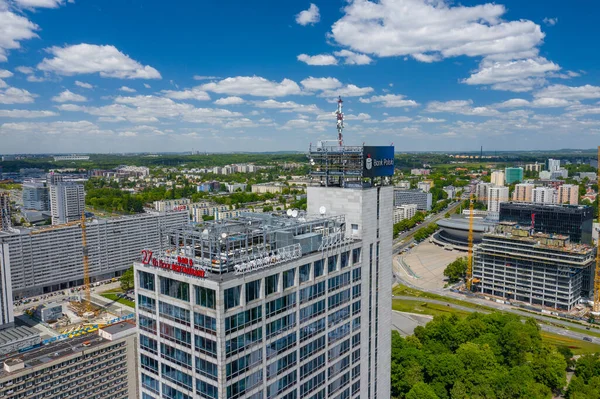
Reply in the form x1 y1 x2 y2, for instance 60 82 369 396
499 202 593 244
417 181 431 193
393 189 432 211
487 186 509 220
558 184 579 205
473 224 595 311
504 167 523 185
22 183 50 211
525 163 543 172
0 211 189 298
135 185 393 399
395 181 410 190
490 170 505 186
532 187 557 205
548 158 561 172
0 244 13 327
0 194 10 231
393 204 418 224
0 322 138 399
512 183 534 202
49 182 85 225
252 184 285 194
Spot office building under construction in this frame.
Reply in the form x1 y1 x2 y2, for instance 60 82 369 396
472 222 596 311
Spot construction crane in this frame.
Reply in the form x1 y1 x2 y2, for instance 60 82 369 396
594 146 600 313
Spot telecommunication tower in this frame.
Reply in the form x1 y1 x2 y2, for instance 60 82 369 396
336 96 344 146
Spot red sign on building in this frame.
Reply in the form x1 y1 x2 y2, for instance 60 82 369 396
141 250 206 278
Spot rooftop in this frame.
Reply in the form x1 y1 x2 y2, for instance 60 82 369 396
485 225 594 255
100 322 136 336
0 327 38 347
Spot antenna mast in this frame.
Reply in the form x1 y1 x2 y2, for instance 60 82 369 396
336 96 344 146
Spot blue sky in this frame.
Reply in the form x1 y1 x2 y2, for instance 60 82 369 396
0 0 599 154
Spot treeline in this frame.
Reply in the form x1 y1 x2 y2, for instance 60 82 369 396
391 312 570 399
414 223 438 242
394 213 425 238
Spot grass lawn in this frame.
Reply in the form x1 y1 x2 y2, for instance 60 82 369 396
393 283 495 313
393 299 473 319
540 332 600 356
101 292 135 308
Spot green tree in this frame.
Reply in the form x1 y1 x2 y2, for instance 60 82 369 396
406 382 440 399
120 266 134 291
443 257 468 283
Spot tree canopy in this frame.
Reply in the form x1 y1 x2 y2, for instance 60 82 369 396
443 257 468 283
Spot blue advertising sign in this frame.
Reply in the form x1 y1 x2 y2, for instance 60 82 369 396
363 146 395 177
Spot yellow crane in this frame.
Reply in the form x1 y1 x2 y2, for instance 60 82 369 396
594 146 600 313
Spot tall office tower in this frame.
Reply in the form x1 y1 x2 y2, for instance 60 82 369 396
487 186 509 220
135 141 394 399
499 202 593 244
46 172 64 185
548 158 561 172
22 182 50 211
490 170 505 186
512 183 534 202
504 167 524 184
0 194 10 231
49 182 85 225
532 187 557 205
558 184 579 205
473 223 594 310
0 322 138 399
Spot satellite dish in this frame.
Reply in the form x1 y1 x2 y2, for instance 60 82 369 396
291 210 299 218
221 233 227 239
286 209 293 217
319 206 327 215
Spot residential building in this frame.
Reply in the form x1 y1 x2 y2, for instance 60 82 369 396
252 183 285 194
548 158 561 172
532 187 557 205
487 186 509 220
396 181 410 190
476 182 492 202
539 170 552 180
224 183 247 193
512 183 534 202
0 194 10 231
558 184 579 205
135 184 393 399
22 182 50 211
393 204 418 224
443 186 456 199
490 170 505 186
552 169 569 179
504 167 523 184
0 211 189 298
192 205 230 222
47 172 64 185
525 163 543 173
410 168 430 176
473 224 595 311
499 202 593 244
197 181 221 193
0 322 138 399
417 181 431 193
0 244 13 327
393 189 432 211
49 182 85 225
579 172 597 181
153 199 191 212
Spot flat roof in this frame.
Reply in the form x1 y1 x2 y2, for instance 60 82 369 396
0 327 39 346
100 322 136 335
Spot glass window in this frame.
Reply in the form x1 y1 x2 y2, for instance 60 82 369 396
224 286 241 310
195 312 217 334
352 248 361 264
196 357 218 381
267 332 296 360
141 373 159 394
283 269 295 290
227 369 263 399
160 323 191 347
140 334 157 354
196 380 218 399
265 274 279 296
266 313 296 339
267 370 296 399
352 267 361 282
266 293 296 318
159 301 190 326
226 327 263 357
225 306 262 334
227 349 263 379
195 335 218 357
341 251 350 268
246 280 261 303
314 260 324 278
328 256 338 273
139 271 155 291
139 315 157 334
138 294 156 313
299 281 325 304
195 286 216 309
161 343 192 369
299 264 311 283
140 354 158 374
162 383 192 399
267 352 297 380
160 277 189 302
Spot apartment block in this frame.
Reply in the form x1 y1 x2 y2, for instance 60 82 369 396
0 194 10 231
558 184 579 205
490 170 505 186
532 187 557 205
393 189 432 211
512 183 534 202
49 182 85 225
487 186 509 220
393 204 418 224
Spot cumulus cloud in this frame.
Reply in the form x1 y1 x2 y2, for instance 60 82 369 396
495 98 573 108
75 81 93 89
51 89 87 103
297 54 338 66
0 109 57 118
426 100 500 116
13 0 65 9
38 44 162 79
463 57 560 91
161 88 210 101
330 0 544 61
119 86 136 93
543 17 558 26
382 116 412 123
319 84 373 98
0 120 111 137
333 50 372 65
0 8 39 62
0 87 36 104
534 84 600 100
0 69 12 78
143 83 151 88
200 76 302 97
193 75 220 81
296 4 320 26
254 99 321 114
300 77 342 91
214 96 245 105
359 94 418 107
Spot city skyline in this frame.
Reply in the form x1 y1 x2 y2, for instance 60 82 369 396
1 0 600 153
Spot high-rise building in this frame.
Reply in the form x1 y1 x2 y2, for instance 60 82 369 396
487 186 509 219
499 202 593 244
473 223 594 311
22 182 50 211
558 184 579 205
532 187 557 205
476 182 492 202
512 183 534 202
49 182 85 225
0 244 13 328
393 189 432 211
0 194 10 231
0 322 138 399
46 172 64 185
135 187 393 399
525 163 543 172
393 204 418 224
504 167 523 184
0 211 189 298
490 170 505 186
548 158 561 172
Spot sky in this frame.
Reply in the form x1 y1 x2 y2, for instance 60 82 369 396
0 0 599 154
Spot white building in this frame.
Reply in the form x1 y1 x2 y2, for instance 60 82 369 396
22 182 50 211
476 182 493 202
0 194 10 231
225 183 247 193
490 170 505 187
532 187 557 205
0 244 13 327
393 204 418 224
53 155 90 161
49 182 85 225
252 183 285 194
417 181 431 193
512 183 534 202
396 181 411 189
548 158 561 172
487 186 509 220
153 198 192 212
443 186 456 199
135 185 393 399
558 184 579 205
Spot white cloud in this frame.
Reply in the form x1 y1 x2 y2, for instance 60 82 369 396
162 88 210 101
495 98 573 108
13 0 65 9
333 50 372 65
0 87 36 104
26 75 45 82
426 100 500 116
534 84 600 100
75 81 93 89
330 0 544 62
51 89 87 103
296 4 320 26
200 76 302 97
382 116 412 123
0 121 111 137
297 54 338 66
0 9 39 62
38 44 161 79
193 75 219 81
416 117 446 123
143 83 151 89
0 69 12 78
359 94 418 107
119 86 136 93
320 84 373 98
300 77 342 91
214 96 245 105
543 17 558 26
0 109 57 118
463 57 559 91
254 99 321 114
344 113 371 121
